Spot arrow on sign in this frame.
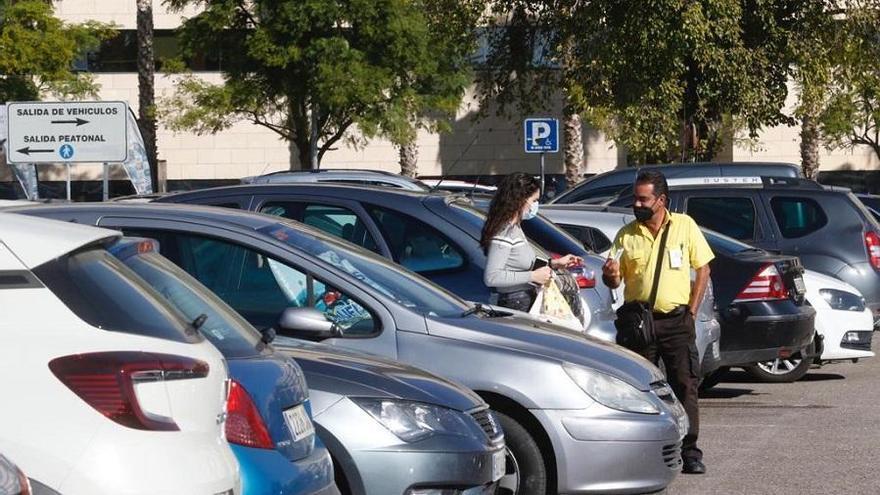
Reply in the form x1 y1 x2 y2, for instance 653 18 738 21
50 118 89 126
17 147 54 155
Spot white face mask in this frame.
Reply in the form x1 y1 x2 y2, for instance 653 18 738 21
522 201 539 220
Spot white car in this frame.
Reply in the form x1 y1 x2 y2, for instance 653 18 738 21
0 213 240 495
746 268 875 382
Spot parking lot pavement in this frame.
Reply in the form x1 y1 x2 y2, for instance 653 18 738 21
668 338 880 495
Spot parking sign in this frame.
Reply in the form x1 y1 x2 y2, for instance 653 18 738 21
524 118 559 153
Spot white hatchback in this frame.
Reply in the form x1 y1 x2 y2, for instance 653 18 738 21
0 213 240 495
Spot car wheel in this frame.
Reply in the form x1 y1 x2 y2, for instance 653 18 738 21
494 411 547 495
745 353 811 383
698 367 729 391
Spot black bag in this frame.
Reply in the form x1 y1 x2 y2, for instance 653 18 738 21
614 224 671 350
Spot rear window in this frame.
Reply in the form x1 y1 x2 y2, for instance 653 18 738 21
770 197 828 238
686 196 756 240
521 215 589 257
33 246 201 344
701 229 757 256
120 251 265 358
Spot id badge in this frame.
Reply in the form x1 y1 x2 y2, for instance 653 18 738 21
669 248 683 269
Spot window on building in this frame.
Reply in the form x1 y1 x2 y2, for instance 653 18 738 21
80 29 231 72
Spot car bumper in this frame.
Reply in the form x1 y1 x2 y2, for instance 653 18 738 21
718 305 816 367
316 398 502 495
233 443 338 495
815 307 875 361
532 406 684 494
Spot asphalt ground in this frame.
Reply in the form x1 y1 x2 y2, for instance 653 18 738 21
667 337 879 495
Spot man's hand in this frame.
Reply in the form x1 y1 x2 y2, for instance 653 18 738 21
602 258 621 288
551 254 583 269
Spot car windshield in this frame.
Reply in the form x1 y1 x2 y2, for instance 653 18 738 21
257 222 470 318
117 247 266 358
701 228 760 256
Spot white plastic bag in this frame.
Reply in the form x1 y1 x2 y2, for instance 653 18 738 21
528 277 584 332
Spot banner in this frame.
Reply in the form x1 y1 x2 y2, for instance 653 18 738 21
0 105 40 199
121 108 154 195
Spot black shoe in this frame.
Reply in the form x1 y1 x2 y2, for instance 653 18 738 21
682 458 706 474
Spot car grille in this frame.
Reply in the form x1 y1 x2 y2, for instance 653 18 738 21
662 442 682 470
841 331 873 351
470 408 503 442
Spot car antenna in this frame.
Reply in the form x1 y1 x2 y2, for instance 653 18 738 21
429 131 484 193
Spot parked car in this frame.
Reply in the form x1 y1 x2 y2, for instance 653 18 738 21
274 339 506 495
108 238 337 495
0 213 240 495
14 203 689 495
0 453 31 495
241 169 430 190
421 179 498 196
601 176 880 327
539 205 723 378
550 162 802 206
541 206 816 384
155 183 597 331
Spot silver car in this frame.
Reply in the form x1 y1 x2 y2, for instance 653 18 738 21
541 204 723 377
13 203 689 495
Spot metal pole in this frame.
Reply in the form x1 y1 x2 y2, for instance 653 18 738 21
66 163 71 201
102 162 109 201
540 152 545 199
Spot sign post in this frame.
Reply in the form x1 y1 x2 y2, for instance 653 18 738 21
523 118 560 198
6 101 129 200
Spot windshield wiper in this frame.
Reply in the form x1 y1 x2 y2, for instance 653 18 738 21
461 303 508 318
461 303 483 317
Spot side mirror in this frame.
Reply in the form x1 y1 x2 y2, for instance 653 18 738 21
277 307 341 342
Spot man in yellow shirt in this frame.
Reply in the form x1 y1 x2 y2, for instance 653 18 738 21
602 170 713 475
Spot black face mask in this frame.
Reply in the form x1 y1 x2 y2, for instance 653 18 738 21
633 204 655 223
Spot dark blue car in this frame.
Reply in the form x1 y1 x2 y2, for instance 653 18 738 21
109 238 338 495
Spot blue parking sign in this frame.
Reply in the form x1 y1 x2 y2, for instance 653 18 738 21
524 118 559 153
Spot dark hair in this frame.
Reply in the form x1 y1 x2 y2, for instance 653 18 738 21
480 173 541 253
635 170 669 199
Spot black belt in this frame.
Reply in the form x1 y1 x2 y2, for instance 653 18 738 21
652 305 687 320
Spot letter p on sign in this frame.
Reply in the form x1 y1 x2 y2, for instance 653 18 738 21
523 118 559 153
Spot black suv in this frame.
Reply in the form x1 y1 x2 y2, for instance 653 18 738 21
606 176 880 323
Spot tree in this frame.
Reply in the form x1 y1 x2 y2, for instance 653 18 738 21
162 0 484 171
566 0 816 163
0 0 113 103
819 1 880 164
137 0 159 191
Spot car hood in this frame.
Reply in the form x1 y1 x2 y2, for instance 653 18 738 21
803 269 861 296
426 313 663 391
272 338 484 412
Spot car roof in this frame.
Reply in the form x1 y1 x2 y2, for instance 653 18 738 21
0 212 120 268
242 169 428 188
541 204 633 215
158 181 449 203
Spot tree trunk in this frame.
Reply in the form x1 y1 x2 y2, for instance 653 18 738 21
399 140 418 178
563 109 583 190
136 0 158 192
800 114 821 179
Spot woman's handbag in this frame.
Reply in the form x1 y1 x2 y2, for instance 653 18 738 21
613 225 671 350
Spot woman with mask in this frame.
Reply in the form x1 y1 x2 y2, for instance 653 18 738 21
480 172 582 312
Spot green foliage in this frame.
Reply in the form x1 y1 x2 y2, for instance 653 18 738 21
0 0 114 103
818 1 880 160
161 0 484 169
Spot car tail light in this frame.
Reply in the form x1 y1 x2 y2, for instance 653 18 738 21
225 380 274 449
49 352 209 431
734 264 788 302
866 231 880 270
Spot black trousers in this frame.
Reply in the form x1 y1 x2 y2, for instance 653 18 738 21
640 308 702 461
496 288 537 313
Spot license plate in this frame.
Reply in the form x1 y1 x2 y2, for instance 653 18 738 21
492 449 506 482
283 404 315 442
793 276 806 294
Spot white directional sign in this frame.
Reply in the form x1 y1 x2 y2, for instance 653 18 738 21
524 118 560 153
6 101 128 164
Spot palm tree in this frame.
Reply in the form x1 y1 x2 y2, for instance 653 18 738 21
137 0 159 191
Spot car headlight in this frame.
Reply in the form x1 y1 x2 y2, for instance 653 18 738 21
820 289 866 312
352 398 478 442
563 363 660 414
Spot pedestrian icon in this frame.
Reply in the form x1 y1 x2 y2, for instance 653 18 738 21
59 144 74 160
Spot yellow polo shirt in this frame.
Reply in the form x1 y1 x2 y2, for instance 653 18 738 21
610 210 714 313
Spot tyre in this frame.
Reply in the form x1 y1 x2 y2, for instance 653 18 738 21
698 367 729 391
494 410 547 495
744 353 811 383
